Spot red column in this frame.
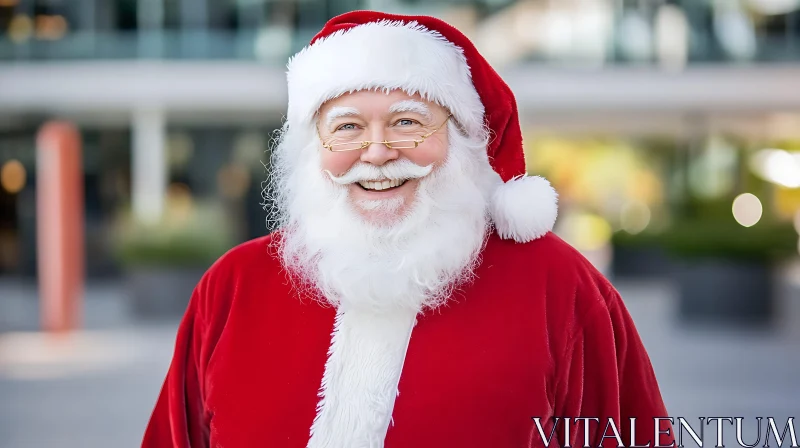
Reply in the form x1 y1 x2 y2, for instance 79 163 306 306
36 121 85 333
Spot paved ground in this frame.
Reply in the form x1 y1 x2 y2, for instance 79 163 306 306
0 280 177 447
0 278 798 447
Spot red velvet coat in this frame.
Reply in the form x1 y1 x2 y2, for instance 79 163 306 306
142 231 673 447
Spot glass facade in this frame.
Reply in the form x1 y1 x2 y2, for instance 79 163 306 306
2 0 800 63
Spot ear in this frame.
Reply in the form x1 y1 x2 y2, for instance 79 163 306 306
490 175 558 243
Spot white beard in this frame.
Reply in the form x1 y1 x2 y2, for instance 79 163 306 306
267 121 498 315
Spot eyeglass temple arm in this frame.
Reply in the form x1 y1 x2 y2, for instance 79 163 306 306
420 114 452 138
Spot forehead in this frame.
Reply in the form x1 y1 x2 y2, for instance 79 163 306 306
319 89 441 116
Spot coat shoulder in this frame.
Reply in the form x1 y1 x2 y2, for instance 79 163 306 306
191 232 285 321
206 232 283 279
226 230 280 260
488 231 622 331
493 231 609 284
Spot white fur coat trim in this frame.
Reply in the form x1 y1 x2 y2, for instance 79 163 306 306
307 309 418 448
286 20 485 139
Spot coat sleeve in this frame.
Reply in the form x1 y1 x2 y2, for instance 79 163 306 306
553 285 675 448
142 286 210 448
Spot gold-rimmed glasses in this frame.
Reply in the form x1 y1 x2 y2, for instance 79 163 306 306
319 114 452 152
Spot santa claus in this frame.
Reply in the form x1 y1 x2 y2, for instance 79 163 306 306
143 11 673 448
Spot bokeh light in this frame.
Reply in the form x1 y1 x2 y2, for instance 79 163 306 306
165 183 194 224
620 200 652 234
0 159 27 194
8 14 33 42
732 193 763 227
217 164 251 199
35 15 68 40
750 148 800 188
560 211 612 252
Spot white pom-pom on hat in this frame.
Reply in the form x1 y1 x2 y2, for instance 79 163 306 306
490 174 559 243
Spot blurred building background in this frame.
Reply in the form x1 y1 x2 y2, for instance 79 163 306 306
1 0 800 447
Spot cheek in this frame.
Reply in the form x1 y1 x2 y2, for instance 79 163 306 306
405 141 448 167
320 150 359 175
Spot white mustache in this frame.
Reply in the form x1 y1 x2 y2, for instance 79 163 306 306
325 160 433 185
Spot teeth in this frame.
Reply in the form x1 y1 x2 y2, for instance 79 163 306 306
357 179 406 191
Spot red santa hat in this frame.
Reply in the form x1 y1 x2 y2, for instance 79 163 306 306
286 10 558 242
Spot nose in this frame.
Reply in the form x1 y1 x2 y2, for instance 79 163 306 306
360 141 399 166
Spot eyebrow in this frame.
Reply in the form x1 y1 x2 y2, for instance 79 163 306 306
325 106 361 128
388 100 432 120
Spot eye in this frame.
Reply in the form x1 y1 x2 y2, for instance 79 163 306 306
395 119 419 127
336 123 358 131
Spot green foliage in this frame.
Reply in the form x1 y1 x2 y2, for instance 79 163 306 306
620 222 796 262
613 217 797 262
613 192 798 261
113 201 236 268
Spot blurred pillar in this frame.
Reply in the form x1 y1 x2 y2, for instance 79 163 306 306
132 108 167 224
36 121 85 333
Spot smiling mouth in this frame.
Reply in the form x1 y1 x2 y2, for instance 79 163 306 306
356 179 408 191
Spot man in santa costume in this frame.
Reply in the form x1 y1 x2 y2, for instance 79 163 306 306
143 10 673 448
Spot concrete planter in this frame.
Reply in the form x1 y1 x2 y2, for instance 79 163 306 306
673 257 774 326
612 245 673 280
125 266 206 318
